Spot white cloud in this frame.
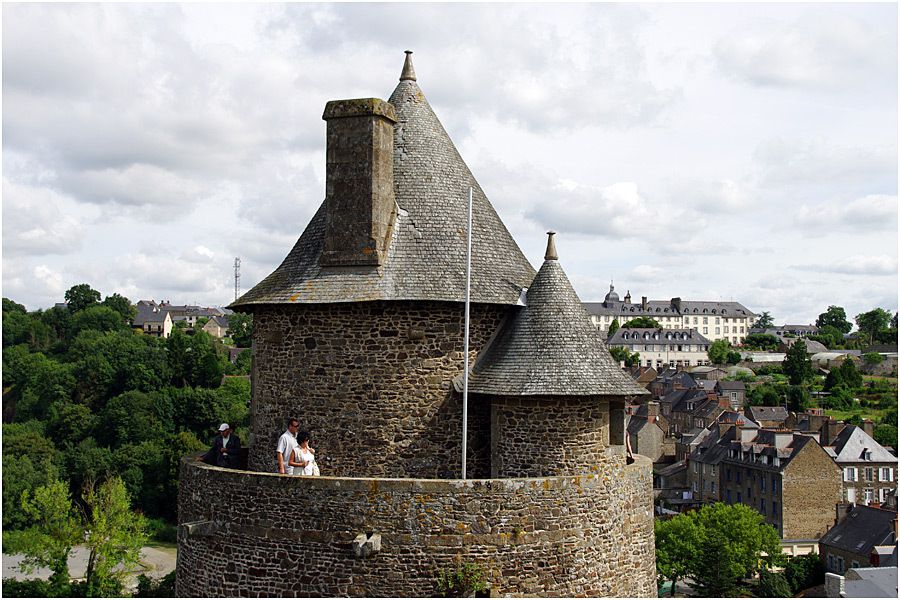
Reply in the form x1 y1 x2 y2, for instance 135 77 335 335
792 255 897 276
714 14 897 91
793 194 898 234
1 178 85 256
754 138 896 189
630 265 664 281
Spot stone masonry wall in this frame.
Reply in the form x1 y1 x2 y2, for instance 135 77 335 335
782 442 842 540
249 301 506 478
488 395 621 478
177 456 657 597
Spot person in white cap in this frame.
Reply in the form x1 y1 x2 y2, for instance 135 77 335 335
202 422 241 468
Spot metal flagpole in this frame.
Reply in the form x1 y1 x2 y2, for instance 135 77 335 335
461 186 473 479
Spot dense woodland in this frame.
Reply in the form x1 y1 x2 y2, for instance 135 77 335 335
2 285 252 542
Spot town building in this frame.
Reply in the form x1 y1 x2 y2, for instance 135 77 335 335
176 52 656 597
825 425 897 505
820 504 898 574
719 428 842 540
584 286 755 344
715 380 746 410
607 327 711 368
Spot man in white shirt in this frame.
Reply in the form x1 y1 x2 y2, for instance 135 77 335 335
276 417 300 474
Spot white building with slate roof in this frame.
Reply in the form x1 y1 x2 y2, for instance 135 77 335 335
584 284 756 345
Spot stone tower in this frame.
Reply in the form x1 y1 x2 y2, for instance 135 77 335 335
177 53 657 598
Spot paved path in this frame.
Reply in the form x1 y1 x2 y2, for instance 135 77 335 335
2 545 177 588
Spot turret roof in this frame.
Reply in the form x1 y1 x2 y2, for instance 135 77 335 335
462 234 649 397
232 52 535 308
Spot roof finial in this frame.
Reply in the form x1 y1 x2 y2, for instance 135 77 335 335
544 231 558 261
400 50 417 82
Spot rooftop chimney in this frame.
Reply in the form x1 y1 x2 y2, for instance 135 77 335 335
647 401 660 422
862 419 875 439
320 97 397 267
544 231 558 260
624 290 632 304
642 296 648 311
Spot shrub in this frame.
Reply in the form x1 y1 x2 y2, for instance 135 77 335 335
436 562 487 597
783 553 825 594
757 570 792 597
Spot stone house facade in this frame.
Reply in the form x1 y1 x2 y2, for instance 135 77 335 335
176 53 656 598
825 425 897 506
720 429 842 540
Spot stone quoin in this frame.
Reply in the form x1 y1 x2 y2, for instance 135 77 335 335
177 51 657 597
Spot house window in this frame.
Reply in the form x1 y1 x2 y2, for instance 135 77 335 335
760 498 765 514
881 488 891 502
760 477 766 492
715 327 721 334
879 467 893 482
747 486 751 499
772 501 778 515
844 467 858 482
736 471 742 483
865 467 874 481
703 327 708 334
726 489 732 503
710 481 716 493
864 488 874 504
863 451 872 460
772 476 778 493
737 492 742 503
827 554 834 571
692 482 698 492
837 557 844 573
851 561 859 569
726 468 731 482
693 317 698 324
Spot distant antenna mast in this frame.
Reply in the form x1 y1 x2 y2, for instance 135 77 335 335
234 257 241 301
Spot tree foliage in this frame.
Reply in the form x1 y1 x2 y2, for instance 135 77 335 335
609 345 641 367
655 503 783 597
782 340 813 385
855 308 893 345
607 318 620 338
622 316 662 329
708 339 733 364
783 552 825 594
757 570 792 598
816 305 852 334
752 311 774 329
742 333 780 351
228 311 253 347
64 284 102 314
102 293 137 324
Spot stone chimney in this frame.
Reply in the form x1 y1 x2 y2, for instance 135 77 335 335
807 413 825 435
320 97 397 267
647 401 659 423
624 290 632 304
823 418 842 446
671 297 682 312
641 296 648 311
862 419 875 439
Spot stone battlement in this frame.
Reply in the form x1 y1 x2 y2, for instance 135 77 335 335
177 454 656 597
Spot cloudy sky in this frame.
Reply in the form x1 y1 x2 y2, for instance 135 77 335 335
2 2 897 325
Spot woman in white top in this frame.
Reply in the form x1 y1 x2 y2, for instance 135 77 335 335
290 431 316 476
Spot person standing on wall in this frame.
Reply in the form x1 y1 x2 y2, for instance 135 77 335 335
276 417 300 474
203 423 241 468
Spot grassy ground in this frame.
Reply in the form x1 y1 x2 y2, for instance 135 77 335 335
824 407 887 422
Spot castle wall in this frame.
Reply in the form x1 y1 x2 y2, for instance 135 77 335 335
177 456 657 598
488 395 622 478
249 301 507 478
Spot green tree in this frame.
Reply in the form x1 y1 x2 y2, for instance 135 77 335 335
855 308 892 345
2 309 31 348
786 385 808 412
863 352 885 366
816 305 852 334
5 480 82 596
874 424 897 448
783 340 813 385
3 297 28 314
813 324 844 348
708 339 732 364
69 306 130 338
102 293 136 324
607 318 620 338
609 345 641 367
742 333 779 351
725 350 741 365
64 283 102 314
752 311 774 329
690 503 783 596
783 553 825 594
655 513 701 596
82 476 149 597
622 316 662 329
228 311 253 347
748 383 782 407
757 570 792 598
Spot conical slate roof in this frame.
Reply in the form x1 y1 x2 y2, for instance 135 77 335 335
233 53 535 308
465 234 649 396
